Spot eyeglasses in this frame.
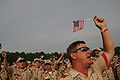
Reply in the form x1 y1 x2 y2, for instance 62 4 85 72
73 47 90 53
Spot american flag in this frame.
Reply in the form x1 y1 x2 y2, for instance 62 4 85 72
73 20 84 32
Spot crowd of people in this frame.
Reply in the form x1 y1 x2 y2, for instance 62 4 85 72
0 16 120 80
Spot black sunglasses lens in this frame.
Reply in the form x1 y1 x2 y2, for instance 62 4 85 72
19 60 25 62
81 47 90 51
73 47 90 53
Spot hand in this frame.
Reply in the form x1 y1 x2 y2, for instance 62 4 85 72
93 16 107 30
2 51 7 58
60 52 65 56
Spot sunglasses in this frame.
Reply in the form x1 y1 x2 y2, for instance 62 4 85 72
73 47 90 53
18 60 26 62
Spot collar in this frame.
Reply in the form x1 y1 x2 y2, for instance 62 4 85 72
69 67 94 78
69 68 85 78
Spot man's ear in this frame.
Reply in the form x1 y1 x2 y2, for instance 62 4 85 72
70 53 76 60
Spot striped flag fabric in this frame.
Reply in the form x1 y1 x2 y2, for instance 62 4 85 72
73 20 84 32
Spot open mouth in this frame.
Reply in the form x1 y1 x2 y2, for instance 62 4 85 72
87 56 92 59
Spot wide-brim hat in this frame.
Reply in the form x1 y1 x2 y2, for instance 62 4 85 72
44 60 51 65
16 57 25 62
34 58 40 62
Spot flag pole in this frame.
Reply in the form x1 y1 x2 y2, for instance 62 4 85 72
72 18 93 32
73 18 92 21
84 18 92 21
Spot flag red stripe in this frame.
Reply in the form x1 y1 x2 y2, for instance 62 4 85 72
73 20 84 32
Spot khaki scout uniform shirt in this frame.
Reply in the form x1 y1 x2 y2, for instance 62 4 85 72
0 68 8 80
42 70 60 80
59 66 70 75
60 53 109 80
12 68 33 80
116 64 120 80
29 66 44 80
102 67 115 80
95 51 115 80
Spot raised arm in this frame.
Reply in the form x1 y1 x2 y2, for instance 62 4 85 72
2 51 8 69
93 16 115 64
55 52 64 64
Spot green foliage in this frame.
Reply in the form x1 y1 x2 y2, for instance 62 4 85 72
5 51 62 65
115 46 120 55
3 46 119 65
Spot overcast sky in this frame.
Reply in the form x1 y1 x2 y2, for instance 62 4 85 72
0 0 120 53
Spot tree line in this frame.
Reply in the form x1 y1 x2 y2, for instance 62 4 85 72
0 46 120 65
